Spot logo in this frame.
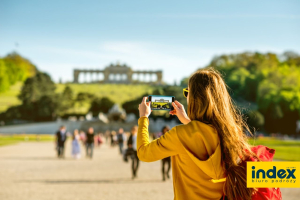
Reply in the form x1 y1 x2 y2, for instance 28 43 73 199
247 162 300 188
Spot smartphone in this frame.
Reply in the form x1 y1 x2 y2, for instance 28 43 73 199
148 95 175 111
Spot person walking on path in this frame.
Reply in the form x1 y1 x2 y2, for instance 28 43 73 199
127 125 139 179
110 131 117 147
72 129 81 159
105 130 110 144
160 125 171 181
85 127 95 159
137 68 260 200
79 130 86 144
56 125 67 158
117 128 126 155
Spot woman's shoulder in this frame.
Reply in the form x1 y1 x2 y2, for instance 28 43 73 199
176 120 217 136
177 120 214 128
175 121 219 149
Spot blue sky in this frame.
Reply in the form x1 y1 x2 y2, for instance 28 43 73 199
1 0 299 84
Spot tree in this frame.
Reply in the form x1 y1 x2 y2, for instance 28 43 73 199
59 85 74 113
257 75 300 135
18 72 56 105
34 95 59 121
243 75 260 102
89 97 115 116
0 60 10 92
4 52 37 78
180 77 189 87
245 110 265 133
0 52 37 93
2 105 23 120
0 72 59 122
1 94 59 122
76 92 95 106
226 68 250 97
205 51 300 135
3 58 23 85
122 95 147 118
283 51 300 66
62 85 73 100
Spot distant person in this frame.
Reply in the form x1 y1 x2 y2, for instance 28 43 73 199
79 130 86 143
96 133 103 147
56 125 67 158
72 129 81 159
110 131 116 147
127 125 139 179
105 130 110 144
109 131 113 146
117 128 126 154
85 127 95 159
151 133 157 140
160 126 171 181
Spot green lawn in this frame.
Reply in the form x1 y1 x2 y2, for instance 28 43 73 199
56 83 156 104
0 134 55 146
248 137 300 161
0 82 23 112
57 83 157 113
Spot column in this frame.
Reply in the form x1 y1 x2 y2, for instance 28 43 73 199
156 71 162 85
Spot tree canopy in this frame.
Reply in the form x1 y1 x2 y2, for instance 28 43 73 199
18 72 56 105
89 97 115 116
205 51 300 136
0 52 37 92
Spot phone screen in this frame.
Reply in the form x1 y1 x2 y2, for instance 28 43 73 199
148 95 175 110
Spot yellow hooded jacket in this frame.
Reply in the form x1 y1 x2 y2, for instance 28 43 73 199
137 117 226 200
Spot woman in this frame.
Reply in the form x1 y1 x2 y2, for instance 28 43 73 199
72 129 81 159
138 68 258 200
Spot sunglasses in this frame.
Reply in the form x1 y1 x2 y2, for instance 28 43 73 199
183 88 189 98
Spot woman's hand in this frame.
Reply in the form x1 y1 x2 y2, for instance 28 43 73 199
169 100 191 124
139 97 152 118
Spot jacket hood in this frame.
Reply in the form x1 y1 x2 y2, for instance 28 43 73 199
176 121 226 181
185 142 226 180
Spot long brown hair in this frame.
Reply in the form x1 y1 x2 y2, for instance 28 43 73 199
188 68 257 200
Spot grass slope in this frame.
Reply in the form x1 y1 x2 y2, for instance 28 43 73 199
0 82 157 113
0 82 22 112
248 137 300 161
56 83 156 105
0 134 55 146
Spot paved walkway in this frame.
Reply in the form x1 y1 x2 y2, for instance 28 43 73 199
0 141 299 200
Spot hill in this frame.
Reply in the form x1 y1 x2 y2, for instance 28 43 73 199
0 82 157 113
0 82 23 112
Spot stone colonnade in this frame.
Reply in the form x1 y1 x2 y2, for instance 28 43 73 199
73 64 162 84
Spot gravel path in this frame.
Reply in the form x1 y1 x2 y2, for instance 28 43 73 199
0 141 299 200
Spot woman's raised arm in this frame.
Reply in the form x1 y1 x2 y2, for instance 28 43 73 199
137 117 185 162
